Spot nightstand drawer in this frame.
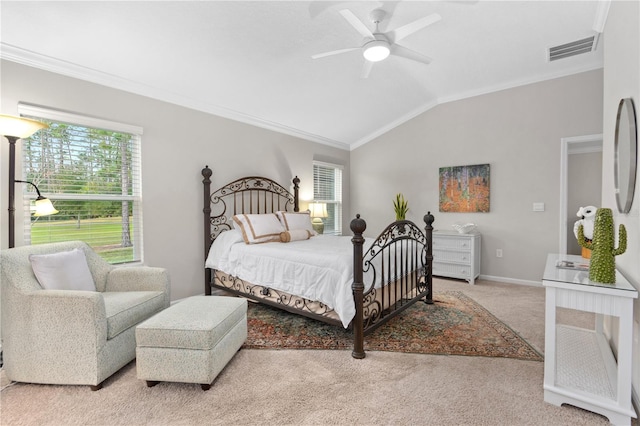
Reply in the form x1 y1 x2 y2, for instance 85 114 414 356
432 236 473 251
433 262 472 278
433 250 472 264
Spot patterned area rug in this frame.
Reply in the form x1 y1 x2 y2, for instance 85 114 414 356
243 291 543 361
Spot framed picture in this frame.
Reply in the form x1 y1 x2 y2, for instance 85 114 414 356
439 164 490 212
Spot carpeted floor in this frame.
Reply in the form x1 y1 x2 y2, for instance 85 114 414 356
0 279 636 425
244 291 543 361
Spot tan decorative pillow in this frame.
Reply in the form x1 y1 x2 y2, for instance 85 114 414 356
276 211 317 236
233 213 284 244
279 229 312 243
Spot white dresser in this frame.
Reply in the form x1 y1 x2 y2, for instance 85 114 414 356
542 253 638 425
432 231 481 285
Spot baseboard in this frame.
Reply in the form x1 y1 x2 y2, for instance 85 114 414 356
478 274 542 287
633 386 640 419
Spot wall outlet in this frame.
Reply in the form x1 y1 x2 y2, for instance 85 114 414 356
496 249 503 258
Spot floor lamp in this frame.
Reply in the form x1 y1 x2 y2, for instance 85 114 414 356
0 114 50 248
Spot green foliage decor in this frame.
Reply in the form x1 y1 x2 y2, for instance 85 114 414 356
577 208 627 284
393 193 408 221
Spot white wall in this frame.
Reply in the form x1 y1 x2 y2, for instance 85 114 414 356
601 0 640 408
350 70 603 284
0 60 350 300
567 151 602 255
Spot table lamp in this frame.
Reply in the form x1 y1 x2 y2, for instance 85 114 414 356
308 202 328 234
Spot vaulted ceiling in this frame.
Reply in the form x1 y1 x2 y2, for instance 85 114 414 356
0 1 605 150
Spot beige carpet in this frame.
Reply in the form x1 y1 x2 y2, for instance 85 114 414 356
1 278 636 425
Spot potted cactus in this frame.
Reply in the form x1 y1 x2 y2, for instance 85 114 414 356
393 193 408 221
577 208 626 284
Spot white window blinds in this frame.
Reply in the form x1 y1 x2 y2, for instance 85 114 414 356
313 161 343 235
19 104 143 264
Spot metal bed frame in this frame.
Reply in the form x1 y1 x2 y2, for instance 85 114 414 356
202 165 434 358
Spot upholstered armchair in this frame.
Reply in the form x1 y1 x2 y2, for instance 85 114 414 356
0 241 170 390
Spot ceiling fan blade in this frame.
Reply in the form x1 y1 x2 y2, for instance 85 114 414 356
360 60 374 78
309 1 350 18
388 13 441 43
339 9 374 39
392 45 433 65
311 47 360 59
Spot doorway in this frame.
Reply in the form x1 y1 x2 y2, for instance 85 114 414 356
559 134 603 254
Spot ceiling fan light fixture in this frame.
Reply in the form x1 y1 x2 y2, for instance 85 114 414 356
363 39 390 62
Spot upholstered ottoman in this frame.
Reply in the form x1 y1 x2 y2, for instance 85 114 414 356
135 295 247 390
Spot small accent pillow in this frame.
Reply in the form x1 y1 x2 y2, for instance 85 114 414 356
276 211 317 236
233 213 284 244
280 229 312 243
29 248 96 291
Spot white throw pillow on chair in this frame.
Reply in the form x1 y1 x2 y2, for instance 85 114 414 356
30 248 96 291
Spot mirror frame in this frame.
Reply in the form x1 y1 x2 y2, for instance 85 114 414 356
614 98 638 214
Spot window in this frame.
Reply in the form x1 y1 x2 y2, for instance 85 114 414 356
19 104 143 264
313 161 343 235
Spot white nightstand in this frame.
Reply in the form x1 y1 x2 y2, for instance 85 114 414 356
432 230 481 285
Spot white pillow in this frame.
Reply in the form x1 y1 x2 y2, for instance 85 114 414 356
29 248 96 291
276 211 317 236
232 213 284 244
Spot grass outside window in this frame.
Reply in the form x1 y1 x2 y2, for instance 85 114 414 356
30 216 134 263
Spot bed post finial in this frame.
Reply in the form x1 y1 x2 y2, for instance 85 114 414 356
350 213 366 235
202 165 212 180
292 176 300 212
350 214 367 359
423 211 434 305
424 211 434 228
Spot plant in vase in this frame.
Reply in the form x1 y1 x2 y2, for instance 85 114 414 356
577 208 626 284
393 193 408 221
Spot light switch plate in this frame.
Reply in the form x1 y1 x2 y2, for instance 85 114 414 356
533 202 545 212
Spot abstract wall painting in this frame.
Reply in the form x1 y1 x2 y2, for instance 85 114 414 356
439 164 490 213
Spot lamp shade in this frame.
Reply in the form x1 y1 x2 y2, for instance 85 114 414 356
308 202 328 218
33 197 59 217
0 114 48 139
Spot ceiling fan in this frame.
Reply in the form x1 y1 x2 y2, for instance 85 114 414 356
312 8 441 78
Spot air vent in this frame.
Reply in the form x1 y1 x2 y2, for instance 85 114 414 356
548 35 596 61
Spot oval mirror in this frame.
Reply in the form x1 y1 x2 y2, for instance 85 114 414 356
614 98 637 213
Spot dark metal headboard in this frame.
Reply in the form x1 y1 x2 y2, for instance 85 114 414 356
202 165 299 266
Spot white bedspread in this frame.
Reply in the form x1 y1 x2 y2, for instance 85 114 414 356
206 231 370 328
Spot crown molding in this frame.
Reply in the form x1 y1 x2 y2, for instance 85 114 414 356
2 43 603 153
436 63 604 106
350 63 603 150
350 99 439 151
0 43 351 151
